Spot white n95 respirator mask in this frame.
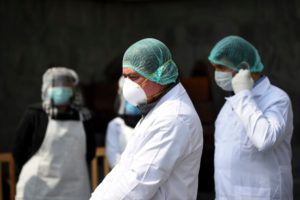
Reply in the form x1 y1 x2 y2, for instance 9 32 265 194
122 78 147 106
214 71 233 91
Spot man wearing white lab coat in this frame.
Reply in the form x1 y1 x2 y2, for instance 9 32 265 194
90 38 203 200
209 35 293 200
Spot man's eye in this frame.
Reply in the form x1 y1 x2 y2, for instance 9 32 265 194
127 74 140 80
215 66 226 71
129 76 139 81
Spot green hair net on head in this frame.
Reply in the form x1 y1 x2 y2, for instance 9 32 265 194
208 35 264 72
122 38 178 85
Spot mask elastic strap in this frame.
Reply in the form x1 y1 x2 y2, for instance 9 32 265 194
140 78 148 88
151 89 166 99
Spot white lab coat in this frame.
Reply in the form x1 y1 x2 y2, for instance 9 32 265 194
105 117 134 167
16 116 90 200
90 83 203 200
214 77 293 200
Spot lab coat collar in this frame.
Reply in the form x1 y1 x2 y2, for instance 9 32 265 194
151 83 185 113
158 83 184 103
251 76 271 97
138 82 178 116
135 82 183 126
225 76 271 100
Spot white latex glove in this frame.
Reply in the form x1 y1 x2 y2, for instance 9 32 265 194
232 69 254 93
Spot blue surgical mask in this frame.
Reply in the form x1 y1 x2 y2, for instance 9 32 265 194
47 87 74 105
214 71 233 91
124 101 140 116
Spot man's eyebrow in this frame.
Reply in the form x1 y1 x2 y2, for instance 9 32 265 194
124 72 139 76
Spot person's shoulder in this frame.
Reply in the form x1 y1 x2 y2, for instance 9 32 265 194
19 103 47 121
106 117 126 134
26 103 46 114
268 84 291 102
258 81 292 110
108 117 125 126
159 94 197 118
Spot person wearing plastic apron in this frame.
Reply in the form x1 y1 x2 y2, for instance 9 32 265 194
13 67 95 200
209 36 293 200
90 38 203 200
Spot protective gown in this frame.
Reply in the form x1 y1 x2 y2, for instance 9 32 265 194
214 77 293 200
90 83 203 200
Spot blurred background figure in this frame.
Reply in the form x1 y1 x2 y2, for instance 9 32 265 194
105 76 141 168
13 67 96 200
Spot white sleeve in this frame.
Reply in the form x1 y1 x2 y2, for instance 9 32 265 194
90 117 189 200
105 119 122 168
227 90 292 151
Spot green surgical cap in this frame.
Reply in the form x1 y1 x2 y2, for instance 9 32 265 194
208 35 264 72
123 38 178 85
